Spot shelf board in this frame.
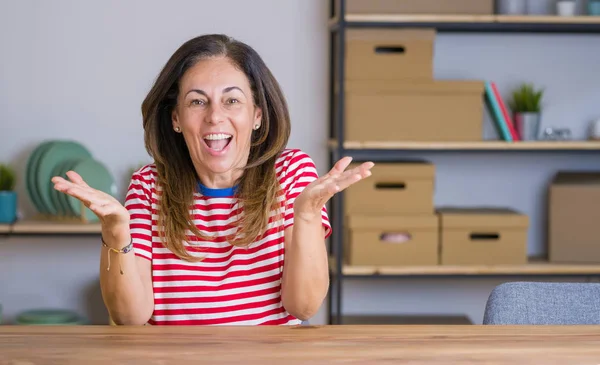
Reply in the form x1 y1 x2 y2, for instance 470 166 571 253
0 224 10 234
344 14 496 23
331 14 600 32
329 140 600 151
330 257 600 277
344 14 600 24
1 219 102 235
495 15 600 24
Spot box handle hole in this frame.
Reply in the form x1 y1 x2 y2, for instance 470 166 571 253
469 233 500 241
375 182 406 190
380 232 412 243
374 46 405 54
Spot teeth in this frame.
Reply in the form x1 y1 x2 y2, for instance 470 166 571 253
204 133 232 140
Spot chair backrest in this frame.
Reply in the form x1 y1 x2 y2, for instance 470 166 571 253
483 281 600 325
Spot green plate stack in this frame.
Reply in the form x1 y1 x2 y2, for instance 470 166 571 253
25 140 117 222
16 309 86 325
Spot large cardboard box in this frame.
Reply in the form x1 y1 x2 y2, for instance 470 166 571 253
345 29 435 82
345 80 485 142
344 161 435 215
549 172 600 263
438 207 529 265
344 215 439 266
344 0 494 15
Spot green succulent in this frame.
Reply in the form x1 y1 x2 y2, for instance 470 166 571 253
509 83 544 113
0 164 16 191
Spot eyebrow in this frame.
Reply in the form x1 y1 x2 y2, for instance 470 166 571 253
185 86 245 97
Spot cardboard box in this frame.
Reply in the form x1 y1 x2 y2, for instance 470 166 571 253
344 161 435 215
344 215 439 266
345 80 485 142
344 0 494 15
549 172 600 263
438 207 529 265
345 29 435 82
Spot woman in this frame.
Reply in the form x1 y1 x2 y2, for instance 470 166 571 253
52 34 373 326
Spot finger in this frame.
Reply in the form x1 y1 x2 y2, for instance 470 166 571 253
51 176 68 185
360 161 375 172
350 161 374 177
335 161 373 183
332 166 372 192
66 170 90 187
312 161 373 197
335 172 364 192
52 175 82 190
324 156 353 178
53 179 84 195
55 184 103 207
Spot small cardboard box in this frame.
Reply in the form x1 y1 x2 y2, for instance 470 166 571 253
549 172 600 263
345 28 435 82
344 80 485 142
344 214 439 266
344 161 435 215
438 207 529 265
344 0 494 15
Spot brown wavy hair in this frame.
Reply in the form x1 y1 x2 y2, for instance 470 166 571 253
141 34 291 261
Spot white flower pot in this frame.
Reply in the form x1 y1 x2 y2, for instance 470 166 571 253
557 0 577 16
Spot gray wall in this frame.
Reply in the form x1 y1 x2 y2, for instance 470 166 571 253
1 0 600 325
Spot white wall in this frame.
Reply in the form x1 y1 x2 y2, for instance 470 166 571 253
0 0 330 324
1 0 600 325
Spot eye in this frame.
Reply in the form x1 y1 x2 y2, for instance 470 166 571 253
227 98 239 104
190 99 206 106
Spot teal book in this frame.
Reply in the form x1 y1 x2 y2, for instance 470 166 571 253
484 81 512 142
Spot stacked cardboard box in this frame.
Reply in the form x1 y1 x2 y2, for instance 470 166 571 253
344 161 439 266
548 171 600 263
340 9 529 267
343 164 530 267
437 207 529 265
344 28 485 142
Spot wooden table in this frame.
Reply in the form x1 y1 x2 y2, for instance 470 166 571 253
2 325 600 364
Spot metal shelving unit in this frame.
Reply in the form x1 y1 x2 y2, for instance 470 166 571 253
326 0 600 325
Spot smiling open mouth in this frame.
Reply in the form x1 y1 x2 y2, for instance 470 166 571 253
204 133 233 152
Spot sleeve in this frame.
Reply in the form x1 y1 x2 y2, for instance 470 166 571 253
124 167 154 261
282 150 332 239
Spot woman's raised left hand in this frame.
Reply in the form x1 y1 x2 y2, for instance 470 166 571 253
293 157 374 221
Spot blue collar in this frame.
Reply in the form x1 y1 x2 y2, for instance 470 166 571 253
197 182 238 197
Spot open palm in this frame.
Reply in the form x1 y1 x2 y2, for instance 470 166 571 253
52 171 129 228
294 157 374 217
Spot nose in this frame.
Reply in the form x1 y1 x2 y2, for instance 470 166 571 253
206 102 225 125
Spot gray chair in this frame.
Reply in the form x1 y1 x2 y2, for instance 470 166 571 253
483 281 600 325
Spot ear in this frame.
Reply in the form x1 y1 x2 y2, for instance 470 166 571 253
253 106 263 128
171 108 180 131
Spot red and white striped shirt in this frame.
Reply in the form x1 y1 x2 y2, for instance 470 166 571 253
125 148 331 325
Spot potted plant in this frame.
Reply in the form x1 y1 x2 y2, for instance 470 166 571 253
0 164 17 224
509 83 544 141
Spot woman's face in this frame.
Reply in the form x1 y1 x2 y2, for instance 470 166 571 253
172 56 262 186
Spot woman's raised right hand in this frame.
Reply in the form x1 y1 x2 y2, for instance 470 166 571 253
52 171 130 240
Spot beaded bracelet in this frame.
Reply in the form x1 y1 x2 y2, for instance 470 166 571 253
101 237 133 275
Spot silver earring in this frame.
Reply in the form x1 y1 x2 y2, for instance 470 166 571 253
174 126 181 132
253 124 260 130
